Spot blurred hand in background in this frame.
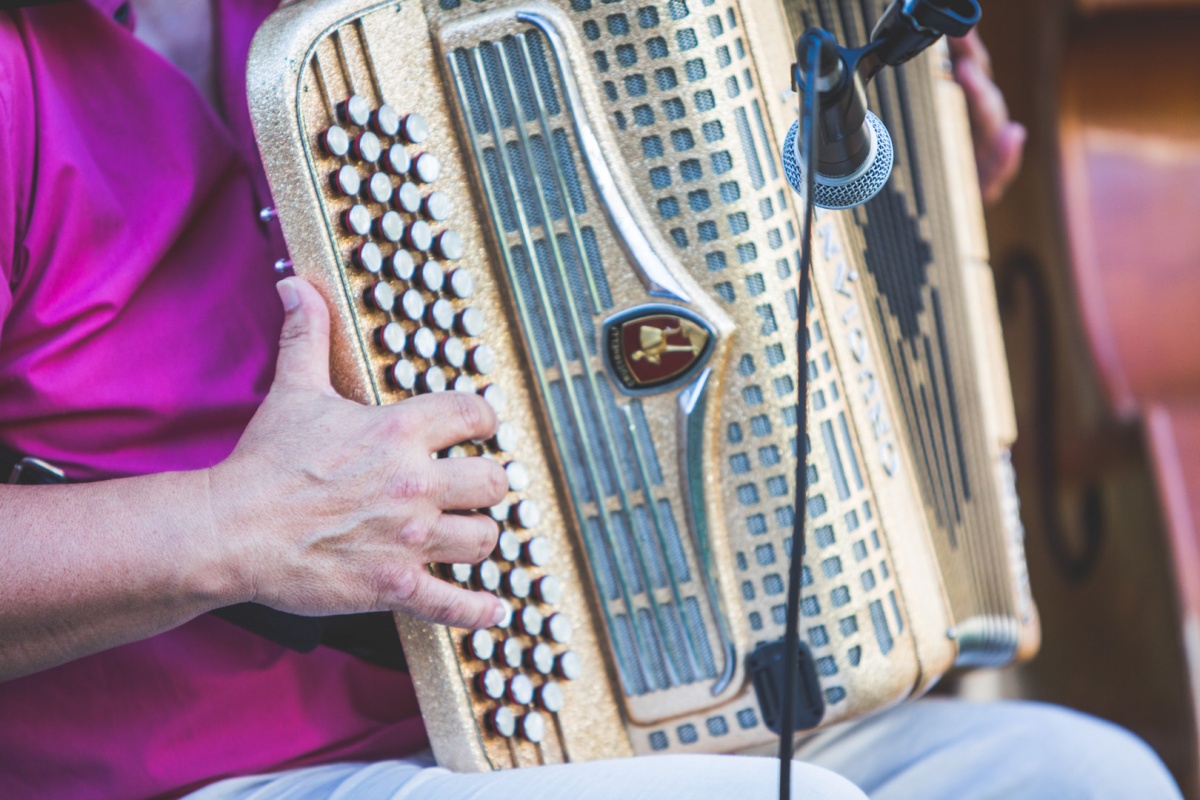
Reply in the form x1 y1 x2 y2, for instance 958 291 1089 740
950 30 1027 206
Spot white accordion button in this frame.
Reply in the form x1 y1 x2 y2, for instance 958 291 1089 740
377 322 405 355
520 711 546 744
477 668 505 700
373 104 401 137
537 682 565 714
343 204 371 237
341 94 370 127
334 164 361 196
489 707 516 738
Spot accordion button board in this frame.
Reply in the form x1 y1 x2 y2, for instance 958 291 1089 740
249 0 1037 772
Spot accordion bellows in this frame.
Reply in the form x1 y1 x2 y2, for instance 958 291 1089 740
248 0 1038 771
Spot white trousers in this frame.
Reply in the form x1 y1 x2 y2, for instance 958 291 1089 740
186 700 1182 800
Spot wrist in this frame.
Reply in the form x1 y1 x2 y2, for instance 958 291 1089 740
191 465 259 608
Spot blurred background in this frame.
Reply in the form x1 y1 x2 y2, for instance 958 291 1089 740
968 1 1200 796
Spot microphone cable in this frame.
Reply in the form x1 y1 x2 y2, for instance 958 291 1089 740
777 28 831 800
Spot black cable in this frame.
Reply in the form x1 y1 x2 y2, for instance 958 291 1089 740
777 30 828 800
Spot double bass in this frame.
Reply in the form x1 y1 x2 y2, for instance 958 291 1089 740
981 2 1200 795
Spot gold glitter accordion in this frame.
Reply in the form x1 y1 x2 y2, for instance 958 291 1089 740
248 0 1038 770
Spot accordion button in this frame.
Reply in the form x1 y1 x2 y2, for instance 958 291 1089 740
555 650 581 681
534 575 562 605
453 374 477 394
505 461 530 492
440 336 466 368
469 344 496 376
478 668 506 700
520 711 546 744
496 531 522 563
507 674 534 706
369 172 393 204
435 230 464 262
524 536 551 568
506 567 532 600
340 94 371 128
405 220 433 252
321 125 350 158
492 421 517 453
418 260 445 293
399 289 425 322
528 642 554 676
423 190 452 222
386 144 412 176
488 501 510 523
448 562 473 584
373 103 401 137
367 281 395 313
389 360 417 391
412 152 441 184
343 204 372 237
511 500 541 530
395 181 421 213
478 560 502 592
391 250 416 281
489 706 517 738
546 613 573 644
427 298 454 331
481 383 506 414
401 113 430 145
354 131 382 164
411 327 438 360
457 307 485 338
537 682 565 714
517 605 544 637
448 268 474 299
467 629 495 661
419 367 447 394
501 637 523 668
354 241 383 274
376 322 406 355
333 164 361 196
377 210 404 243
493 598 514 629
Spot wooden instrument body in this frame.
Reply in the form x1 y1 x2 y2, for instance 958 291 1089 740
979 2 1200 794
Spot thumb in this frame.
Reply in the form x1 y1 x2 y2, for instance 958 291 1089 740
273 277 332 392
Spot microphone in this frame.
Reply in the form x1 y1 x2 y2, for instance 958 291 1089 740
781 0 982 210
781 108 893 211
781 29 893 211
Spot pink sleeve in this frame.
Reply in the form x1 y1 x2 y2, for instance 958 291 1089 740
0 15 34 335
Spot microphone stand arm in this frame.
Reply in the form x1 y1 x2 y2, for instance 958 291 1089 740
792 0 982 179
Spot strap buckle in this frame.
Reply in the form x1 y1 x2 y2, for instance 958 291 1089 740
8 456 66 485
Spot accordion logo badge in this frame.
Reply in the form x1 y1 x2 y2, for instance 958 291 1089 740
604 305 715 394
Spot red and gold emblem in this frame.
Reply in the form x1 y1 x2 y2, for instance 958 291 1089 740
604 306 714 393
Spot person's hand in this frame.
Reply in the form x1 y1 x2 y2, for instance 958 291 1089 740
949 30 1027 206
207 277 507 630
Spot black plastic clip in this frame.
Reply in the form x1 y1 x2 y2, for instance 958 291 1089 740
748 638 827 735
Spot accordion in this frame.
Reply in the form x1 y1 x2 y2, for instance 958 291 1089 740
248 0 1038 770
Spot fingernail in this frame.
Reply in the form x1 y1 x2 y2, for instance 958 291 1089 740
490 603 506 627
277 279 300 312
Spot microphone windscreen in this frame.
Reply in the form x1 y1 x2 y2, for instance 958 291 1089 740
782 112 894 210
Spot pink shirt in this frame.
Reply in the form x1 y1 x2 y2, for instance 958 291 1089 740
0 2 427 797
